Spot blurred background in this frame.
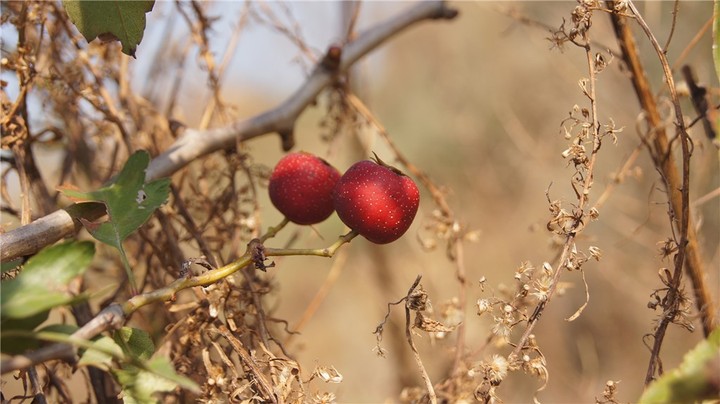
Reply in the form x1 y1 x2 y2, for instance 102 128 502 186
2 1 718 402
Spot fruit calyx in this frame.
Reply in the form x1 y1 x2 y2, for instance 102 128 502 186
371 152 406 177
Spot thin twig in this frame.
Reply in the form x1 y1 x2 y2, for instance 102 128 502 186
670 16 712 72
27 367 47 404
662 0 680 54
404 276 437 404
509 6 603 366
623 0 697 384
217 324 278 403
285 247 349 343
608 0 716 338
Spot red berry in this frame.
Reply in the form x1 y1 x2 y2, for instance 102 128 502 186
333 158 420 244
269 152 341 225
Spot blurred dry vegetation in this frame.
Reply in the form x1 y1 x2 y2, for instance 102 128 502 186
1 1 718 403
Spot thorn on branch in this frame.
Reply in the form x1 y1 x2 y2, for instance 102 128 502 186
278 128 295 152
431 5 459 20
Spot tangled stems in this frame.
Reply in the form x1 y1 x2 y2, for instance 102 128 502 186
0 220 358 375
508 21 602 366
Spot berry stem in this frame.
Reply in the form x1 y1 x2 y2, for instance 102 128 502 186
261 217 290 243
264 230 359 258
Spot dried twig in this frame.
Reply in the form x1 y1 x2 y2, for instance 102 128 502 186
374 276 437 404
217 325 278 404
403 276 438 404
508 5 604 367
618 0 710 384
608 0 716 340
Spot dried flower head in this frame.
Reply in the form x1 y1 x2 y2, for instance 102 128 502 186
487 354 509 384
477 299 492 316
515 261 535 281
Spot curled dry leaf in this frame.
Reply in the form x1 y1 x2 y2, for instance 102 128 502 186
414 312 458 334
313 365 343 384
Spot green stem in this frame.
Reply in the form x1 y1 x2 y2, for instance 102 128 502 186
264 230 359 258
118 243 138 296
260 217 290 243
121 252 252 315
119 228 357 316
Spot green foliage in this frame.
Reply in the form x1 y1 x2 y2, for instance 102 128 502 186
62 0 154 57
0 312 51 354
78 327 199 403
1 258 22 273
1 240 94 320
114 326 155 361
639 328 720 403
77 334 124 371
0 241 93 354
59 150 171 293
116 357 199 404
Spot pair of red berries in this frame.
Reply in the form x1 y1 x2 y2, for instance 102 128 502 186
268 152 420 244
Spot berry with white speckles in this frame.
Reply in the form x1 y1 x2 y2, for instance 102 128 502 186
269 152 341 225
333 156 420 244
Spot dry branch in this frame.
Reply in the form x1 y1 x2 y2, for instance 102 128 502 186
0 0 459 262
608 0 716 338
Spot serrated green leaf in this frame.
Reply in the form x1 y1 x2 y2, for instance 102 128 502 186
60 151 170 245
1 240 95 319
639 328 720 403
59 150 171 293
114 327 155 362
62 0 154 57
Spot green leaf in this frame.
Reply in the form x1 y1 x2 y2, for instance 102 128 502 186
144 357 199 392
114 327 155 362
60 151 170 245
62 0 155 57
1 323 78 355
1 258 23 274
59 150 171 293
78 335 124 371
114 357 199 403
639 327 720 403
1 240 95 319
0 312 50 354
77 327 198 401
80 327 153 371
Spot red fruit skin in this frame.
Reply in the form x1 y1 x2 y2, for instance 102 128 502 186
333 160 420 244
269 152 341 225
